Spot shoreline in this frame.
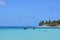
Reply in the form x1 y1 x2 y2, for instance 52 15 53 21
0 26 60 29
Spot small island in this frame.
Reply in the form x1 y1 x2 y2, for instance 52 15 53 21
39 19 60 27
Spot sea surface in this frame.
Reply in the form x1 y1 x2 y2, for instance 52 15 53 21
0 27 60 40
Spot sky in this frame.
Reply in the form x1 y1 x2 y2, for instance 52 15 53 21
0 0 60 26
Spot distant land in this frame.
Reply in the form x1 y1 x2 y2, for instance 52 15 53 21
39 19 60 27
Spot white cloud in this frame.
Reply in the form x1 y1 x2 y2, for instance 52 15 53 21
0 0 6 6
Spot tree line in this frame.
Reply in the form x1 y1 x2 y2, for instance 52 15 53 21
39 19 60 26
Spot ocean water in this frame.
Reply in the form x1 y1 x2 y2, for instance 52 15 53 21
0 27 60 40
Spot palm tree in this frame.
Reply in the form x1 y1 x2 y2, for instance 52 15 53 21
57 20 60 24
39 20 44 26
46 20 51 26
45 21 48 24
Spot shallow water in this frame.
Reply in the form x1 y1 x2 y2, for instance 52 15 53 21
0 28 60 40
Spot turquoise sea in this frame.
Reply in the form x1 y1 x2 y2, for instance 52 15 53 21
0 27 60 40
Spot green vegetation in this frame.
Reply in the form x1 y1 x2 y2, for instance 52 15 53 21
39 19 60 26
39 20 44 26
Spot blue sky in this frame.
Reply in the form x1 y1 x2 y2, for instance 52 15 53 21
0 0 60 26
